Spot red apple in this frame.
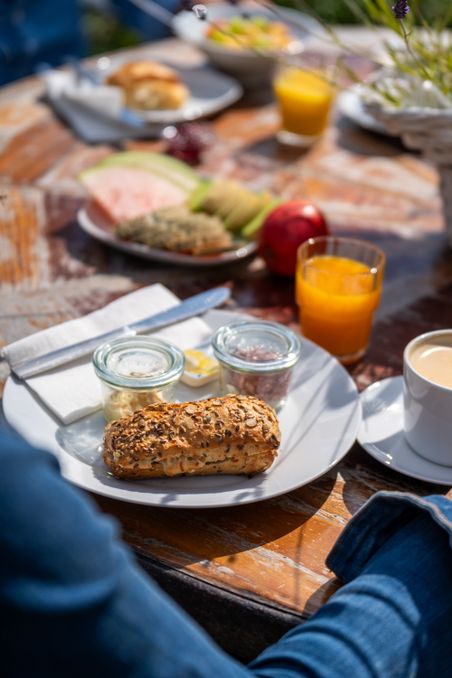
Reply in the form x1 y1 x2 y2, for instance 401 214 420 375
259 200 329 277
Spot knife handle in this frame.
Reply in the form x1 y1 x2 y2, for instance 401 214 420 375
12 287 231 380
13 327 135 380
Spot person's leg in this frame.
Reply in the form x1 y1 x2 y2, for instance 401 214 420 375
250 510 452 678
2 428 451 677
1 429 248 678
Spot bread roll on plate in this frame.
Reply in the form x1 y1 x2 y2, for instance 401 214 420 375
106 60 189 110
103 395 280 479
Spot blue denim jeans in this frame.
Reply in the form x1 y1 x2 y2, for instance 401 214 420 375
0 0 178 85
0 0 85 85
1 428 451 677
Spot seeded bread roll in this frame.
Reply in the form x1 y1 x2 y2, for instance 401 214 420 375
103 395 280 479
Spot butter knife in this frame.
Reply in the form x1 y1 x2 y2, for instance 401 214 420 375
12 287 230 380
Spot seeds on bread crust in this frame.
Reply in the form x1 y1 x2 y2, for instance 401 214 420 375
103 394 280 479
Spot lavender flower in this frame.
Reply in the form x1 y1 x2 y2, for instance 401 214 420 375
392 0 410 20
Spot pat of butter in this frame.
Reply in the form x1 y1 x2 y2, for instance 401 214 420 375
181 348 219 387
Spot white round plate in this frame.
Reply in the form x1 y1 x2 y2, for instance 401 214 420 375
3 310 361 508
77 203 257 267
337 85 396 136
93 57 243 125
358 376 452 485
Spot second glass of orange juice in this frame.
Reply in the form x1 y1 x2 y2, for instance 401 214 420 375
296 237 385 363
273 55 334 148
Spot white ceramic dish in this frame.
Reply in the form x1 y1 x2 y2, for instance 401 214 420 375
92 56 243 124
3 310 361 508
358 376 452 485
172 5 320 87
77 203 257 267
337 85 397 136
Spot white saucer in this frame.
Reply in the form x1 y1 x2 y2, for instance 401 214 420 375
358 376 452 486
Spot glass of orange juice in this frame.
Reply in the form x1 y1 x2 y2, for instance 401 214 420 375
273 54 335 148
296 237 385 364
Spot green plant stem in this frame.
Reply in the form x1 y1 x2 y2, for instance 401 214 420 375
399 18 430 81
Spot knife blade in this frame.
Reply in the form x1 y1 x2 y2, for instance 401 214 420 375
12 287 230 380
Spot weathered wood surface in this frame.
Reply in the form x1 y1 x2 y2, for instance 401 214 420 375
1 39 451 625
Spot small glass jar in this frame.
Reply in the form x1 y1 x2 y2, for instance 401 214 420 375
212 321 302 410
92 336 185 422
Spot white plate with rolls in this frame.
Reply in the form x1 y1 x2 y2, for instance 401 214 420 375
3 310 361 508
91 55 243 125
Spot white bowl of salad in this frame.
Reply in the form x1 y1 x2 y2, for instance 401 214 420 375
172 4 319 88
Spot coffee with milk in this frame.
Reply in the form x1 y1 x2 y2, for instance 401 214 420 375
409 335 452 389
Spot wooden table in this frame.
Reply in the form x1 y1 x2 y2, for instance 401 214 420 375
1 38 451 661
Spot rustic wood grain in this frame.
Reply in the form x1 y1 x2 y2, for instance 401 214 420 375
1 39 451 630
0 186 41 288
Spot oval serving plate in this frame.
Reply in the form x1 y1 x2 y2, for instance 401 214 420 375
77 203 257 267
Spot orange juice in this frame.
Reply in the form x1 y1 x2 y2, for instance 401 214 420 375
274 67 334 137
296 255 382 359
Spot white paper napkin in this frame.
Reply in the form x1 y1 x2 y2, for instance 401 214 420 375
2 284 212 425
42 70 150 143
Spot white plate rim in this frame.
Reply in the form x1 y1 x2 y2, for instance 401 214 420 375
77 207 257 267
3 310 362 508
358 376 452 486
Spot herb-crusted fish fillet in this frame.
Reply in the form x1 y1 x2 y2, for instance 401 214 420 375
116 205 232 255
103 395 280 479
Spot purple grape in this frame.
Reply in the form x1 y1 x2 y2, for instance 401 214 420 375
162 123 214 165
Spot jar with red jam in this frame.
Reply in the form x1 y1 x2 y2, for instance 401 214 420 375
212 320 302 411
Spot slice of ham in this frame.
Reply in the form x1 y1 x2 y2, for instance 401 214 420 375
81 166 187 223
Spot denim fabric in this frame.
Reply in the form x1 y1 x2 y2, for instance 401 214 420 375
0 0 85 84
0 0 178 85
327 491 452 580
1 427 451 678
110 0 177 41
250 500 452 678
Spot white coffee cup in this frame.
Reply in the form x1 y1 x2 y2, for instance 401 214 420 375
403 329 452 466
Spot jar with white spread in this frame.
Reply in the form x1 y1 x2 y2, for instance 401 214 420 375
92 336 185 421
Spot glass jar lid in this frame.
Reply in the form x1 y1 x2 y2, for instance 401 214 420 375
212 321 302 373
92 336 185 390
